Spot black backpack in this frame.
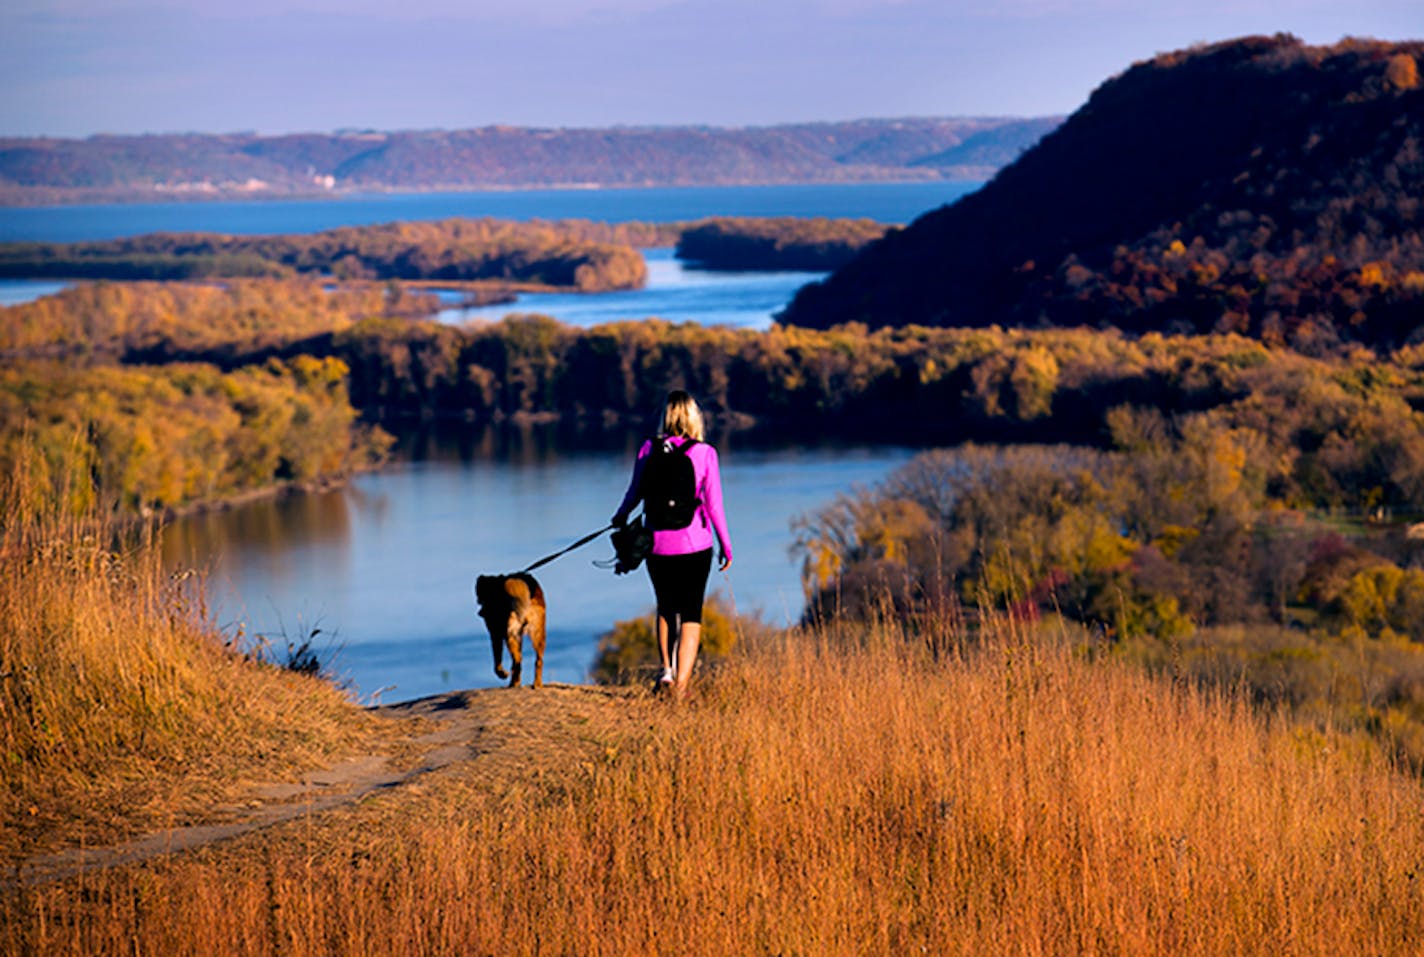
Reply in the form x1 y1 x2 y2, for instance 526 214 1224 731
640 438 701 531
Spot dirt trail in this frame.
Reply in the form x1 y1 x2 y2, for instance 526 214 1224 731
12 683 647 887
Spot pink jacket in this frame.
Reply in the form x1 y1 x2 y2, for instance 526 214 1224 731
613 436 733 560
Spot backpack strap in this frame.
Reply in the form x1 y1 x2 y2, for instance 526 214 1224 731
671 438 703 526
652 436 698 463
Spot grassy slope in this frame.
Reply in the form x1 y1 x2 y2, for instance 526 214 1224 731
7 615 1422 955
0 467 401 863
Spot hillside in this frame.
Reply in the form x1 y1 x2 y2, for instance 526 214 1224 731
10 599 1424 952
781 36 1424 353
0 118 1058 205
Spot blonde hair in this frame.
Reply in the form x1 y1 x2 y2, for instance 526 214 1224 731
660 390 706 441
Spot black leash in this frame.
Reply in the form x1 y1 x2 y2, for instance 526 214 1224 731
520 523 616 574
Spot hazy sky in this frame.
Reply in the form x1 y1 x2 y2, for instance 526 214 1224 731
1 0 1419 137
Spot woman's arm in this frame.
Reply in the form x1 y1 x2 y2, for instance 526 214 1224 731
612 440 653 525
700 446 733 568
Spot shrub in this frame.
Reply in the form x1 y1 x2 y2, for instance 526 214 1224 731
591 596 740 684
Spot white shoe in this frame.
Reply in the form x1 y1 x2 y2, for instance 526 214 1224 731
659 667 675 685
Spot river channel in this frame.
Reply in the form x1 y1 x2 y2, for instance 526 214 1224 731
9 182 980 700
161 428 915 702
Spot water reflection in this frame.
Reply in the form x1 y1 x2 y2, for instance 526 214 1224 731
163 485 355 582
393 418 647 469
392 417 917 465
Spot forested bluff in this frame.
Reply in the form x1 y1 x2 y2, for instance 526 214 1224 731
783 36 1424 355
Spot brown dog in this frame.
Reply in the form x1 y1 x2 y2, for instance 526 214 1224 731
474 573 547 688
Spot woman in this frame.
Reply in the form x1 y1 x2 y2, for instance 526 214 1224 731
612 391 733 698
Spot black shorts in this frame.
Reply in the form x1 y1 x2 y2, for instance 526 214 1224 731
647 549 713 625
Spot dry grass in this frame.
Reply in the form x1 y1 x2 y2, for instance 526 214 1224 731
0 452 391 863
8 612 1423 955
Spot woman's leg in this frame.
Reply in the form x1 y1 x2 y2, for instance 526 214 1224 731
648 549 712 696
648 557 679 684
657 612 676 674
672 622 701 698
672 549 713 699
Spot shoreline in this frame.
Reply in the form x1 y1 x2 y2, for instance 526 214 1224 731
99 472 366 546
151 470 356 524
0 174 978 209
143 408 746 525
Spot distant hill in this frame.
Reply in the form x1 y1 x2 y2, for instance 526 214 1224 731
0 118 1059 206
909 117 1064 176
781 36 1424 353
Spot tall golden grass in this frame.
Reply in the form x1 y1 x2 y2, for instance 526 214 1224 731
9 612 1422 955
0 443 384 862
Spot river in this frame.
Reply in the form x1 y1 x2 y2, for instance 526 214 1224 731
0 181 979 243
9 182 980 700
435 248 822 330
161 428 915 702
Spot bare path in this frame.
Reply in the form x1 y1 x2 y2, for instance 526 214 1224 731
11 683 645 887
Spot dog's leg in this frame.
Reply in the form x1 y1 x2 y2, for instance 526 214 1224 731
489 624 509 680
505 620 523 688
489 622 508 680
530 605 546 690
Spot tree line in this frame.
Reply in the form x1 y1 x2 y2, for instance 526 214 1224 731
1 356 388 514
318 316 1424 515
0 219 648 291
0 279 407 357
675 217 887 271
10 277 1424 519
0 216 896 285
